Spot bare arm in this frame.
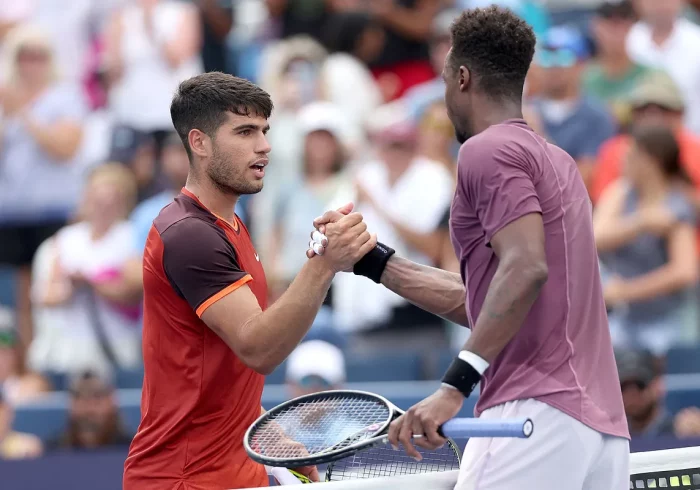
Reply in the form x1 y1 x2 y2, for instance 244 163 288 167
373 0 440 42
379 256 468 326
23 117 83 161
463 214 548 363
197 0 233 40
610 224 698 304
91 257 143 306
161 6 202 69
594 181 647 252
202 258 334 374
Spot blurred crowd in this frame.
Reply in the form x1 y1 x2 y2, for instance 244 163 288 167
2 0 700 459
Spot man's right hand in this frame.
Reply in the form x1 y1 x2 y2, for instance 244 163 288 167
316 209 377 273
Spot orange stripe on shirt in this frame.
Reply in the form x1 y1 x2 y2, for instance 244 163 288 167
196 275 253 317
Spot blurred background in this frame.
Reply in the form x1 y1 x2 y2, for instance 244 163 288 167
2 0 700 487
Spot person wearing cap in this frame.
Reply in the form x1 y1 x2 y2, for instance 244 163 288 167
265 102 354 307
285 340 346 398
615 349 675 438
583 0 652 123
591 71 700 205
532 25 617 194
626 0 700 135
50 370 132 450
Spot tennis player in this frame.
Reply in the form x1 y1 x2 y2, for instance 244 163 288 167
122 72 376 490
310 7 630 489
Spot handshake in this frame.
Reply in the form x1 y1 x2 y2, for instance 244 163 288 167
304 203 395 282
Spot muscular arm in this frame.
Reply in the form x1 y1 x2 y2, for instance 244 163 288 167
462 214 548 363
380 256 468 326
202 259 335 375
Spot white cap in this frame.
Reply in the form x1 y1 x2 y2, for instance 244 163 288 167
286 340 346 386
298 102 346 139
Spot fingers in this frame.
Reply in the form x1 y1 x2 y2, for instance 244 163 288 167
313 203 354 229
336 202 354 215
356 233 378 258
397 410 422 461
414 416 446 450
310 230 328 247
387 415 402 450
308 466 320 482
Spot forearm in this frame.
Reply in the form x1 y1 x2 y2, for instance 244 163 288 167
243 260 334 373
380 256 468 326
464 259 547 363
618 266 697 304
595 216 645 252
377 5 434 41
24 119 82 161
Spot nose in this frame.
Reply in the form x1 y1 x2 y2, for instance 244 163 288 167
257 133 272 155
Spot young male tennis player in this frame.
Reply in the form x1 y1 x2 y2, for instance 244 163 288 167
310 7 630 489
122 72 376 490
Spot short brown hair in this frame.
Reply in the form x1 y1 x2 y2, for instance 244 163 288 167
170 72 274 159
631 124 688 181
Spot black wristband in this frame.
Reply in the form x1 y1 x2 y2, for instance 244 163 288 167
441 357 481 398
353 242 395 283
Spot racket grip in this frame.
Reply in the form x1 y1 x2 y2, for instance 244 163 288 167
438 417 534 439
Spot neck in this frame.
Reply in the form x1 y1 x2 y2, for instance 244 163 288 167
471 98 523 135
185 175 239 223
650 21 676 45
599 53 633 77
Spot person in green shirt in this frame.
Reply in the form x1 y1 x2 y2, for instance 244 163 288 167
583 0 653 128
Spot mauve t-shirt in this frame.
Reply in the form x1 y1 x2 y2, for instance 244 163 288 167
450 119 629 439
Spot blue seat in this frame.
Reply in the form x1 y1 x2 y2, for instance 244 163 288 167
346 352 423 382
665 346 700 374
665 388 700 416
0 267 15 307
116 368 145 389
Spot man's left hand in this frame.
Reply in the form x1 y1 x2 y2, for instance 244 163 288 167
387 386 464 460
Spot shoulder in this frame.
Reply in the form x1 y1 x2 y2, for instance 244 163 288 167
160 215 227 250
458 123 536 169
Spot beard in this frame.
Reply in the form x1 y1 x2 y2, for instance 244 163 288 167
207 144 264 196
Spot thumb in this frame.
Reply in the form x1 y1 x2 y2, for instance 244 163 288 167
336 202 354 215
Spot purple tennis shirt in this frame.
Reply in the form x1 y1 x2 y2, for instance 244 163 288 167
450 118 629 439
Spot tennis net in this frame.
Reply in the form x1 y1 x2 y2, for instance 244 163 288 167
255 446 700 488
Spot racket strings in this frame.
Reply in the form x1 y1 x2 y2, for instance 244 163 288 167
327 440 461 481
249 394 391 459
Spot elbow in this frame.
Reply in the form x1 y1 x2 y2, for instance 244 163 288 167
512 257 549 290
246 356 277 376
237 340 278 376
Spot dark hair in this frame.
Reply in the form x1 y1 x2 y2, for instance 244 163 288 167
631 124 689 181
323 12 378 54
449 6 536 100
170 72 273 159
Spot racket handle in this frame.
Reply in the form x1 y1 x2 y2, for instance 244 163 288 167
438 417 533 439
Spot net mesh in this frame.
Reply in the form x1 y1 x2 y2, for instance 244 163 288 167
254 446 700 489
325 439 461 481
248 393 391 459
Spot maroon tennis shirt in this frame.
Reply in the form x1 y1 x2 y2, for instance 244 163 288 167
450 119 629 439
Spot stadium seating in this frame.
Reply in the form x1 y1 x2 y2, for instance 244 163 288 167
665 346 700 374
0 268 15 307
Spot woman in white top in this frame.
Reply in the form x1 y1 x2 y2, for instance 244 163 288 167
103 0 202 142
30 163 142 377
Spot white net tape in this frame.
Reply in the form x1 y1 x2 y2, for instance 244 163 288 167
250 446 700 489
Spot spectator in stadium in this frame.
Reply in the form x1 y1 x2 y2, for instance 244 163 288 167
0 390 43 459
194 0 234 73
366 0 441 102
266 102 354 303
0 24 88 368
0 308 50 404
103 0 203 155
265 0 341 42
49 370 132 451
595 124 699 356
29 164 142 378
627 0 700 134
583 0 651 127
591 71 700 205
531 25 617 193
332 112 452 337
285 340 346 398
616 349 675 438
109 128 167 203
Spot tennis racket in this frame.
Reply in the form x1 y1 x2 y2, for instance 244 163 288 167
244 390 533 468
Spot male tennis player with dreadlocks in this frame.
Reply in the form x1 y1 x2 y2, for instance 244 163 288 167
310 7 629 489
122 72 376 490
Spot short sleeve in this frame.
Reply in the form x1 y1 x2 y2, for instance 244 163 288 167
459 137 542 245
161 218 252 317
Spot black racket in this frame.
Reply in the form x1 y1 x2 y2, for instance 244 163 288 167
244 390 532 468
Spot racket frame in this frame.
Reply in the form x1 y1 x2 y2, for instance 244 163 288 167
244 390 402 468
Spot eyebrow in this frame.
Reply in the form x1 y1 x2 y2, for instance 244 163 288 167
233 123 270 132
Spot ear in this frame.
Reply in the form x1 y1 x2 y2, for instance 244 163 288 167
458 66 471 93
188 129 211 159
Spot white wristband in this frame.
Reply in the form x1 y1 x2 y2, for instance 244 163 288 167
458 350 489 375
